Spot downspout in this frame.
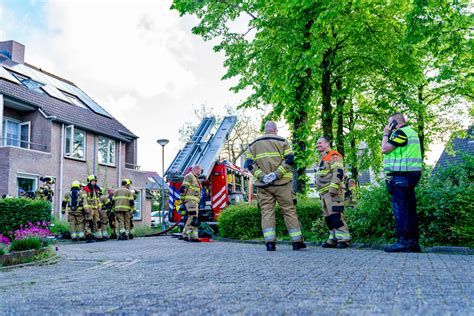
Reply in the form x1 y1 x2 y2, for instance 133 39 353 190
59 123 65 221
118 140 122 187
93 135 97 174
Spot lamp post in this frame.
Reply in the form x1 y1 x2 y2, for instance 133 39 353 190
157 139 169 231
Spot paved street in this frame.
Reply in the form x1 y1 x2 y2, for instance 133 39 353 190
0 237 473 315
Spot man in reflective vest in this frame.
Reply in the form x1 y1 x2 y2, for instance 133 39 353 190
382 113 423 253
61 180 84 241
315 136 351 249
113 179 135 240
180 165 203 242
82 174 102 243
244 121 306 251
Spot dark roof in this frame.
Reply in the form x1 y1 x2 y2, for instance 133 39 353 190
144 171 169 191
0 78 137 142
434 126 473 172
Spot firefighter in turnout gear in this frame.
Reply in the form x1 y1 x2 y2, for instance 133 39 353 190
113 179 135 240
61 181 84 241
36 176 54 202
180 165 203 242
104 188 117 239
382 113 423 253
82 174 102 243
98 188 110 240
129 189 139 239
244 121 306 251
315 136 351 249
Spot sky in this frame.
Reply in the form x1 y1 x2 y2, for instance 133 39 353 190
0 0 449 173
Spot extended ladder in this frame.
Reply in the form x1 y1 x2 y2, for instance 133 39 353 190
165 117 215 179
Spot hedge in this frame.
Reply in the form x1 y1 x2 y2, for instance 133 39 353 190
0 198 52 236
218 199 323 240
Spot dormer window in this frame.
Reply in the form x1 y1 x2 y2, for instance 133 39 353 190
11 72 45 94
62 91 88 109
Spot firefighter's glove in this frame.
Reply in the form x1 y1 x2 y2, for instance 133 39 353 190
262 172 277 184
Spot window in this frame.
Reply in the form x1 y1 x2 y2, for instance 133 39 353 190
133 190 142 220
17 175 37 199
2 118 30 149
11 72 45 94
64 125 86 159
62 91 88 109
98 136 115 165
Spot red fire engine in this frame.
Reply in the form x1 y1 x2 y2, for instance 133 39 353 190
166 116 253 225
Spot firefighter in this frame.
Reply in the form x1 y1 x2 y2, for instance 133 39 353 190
315 136 351 249
129 189 139 240
82 174 102 243
104 188 118 239
180 165 203 242
62 181 85 241
244 121 306 251
36 176 54 202
113 179 135 240
98 188 110 241
382 112 423 253
345 171 358 207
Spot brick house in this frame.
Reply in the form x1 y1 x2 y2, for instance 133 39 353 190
0 40 153 226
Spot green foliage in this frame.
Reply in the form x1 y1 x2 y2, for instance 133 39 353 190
0 247 5 255
345 184 395 244
218 199 321 240
10 237 43 252
133 225 163 237
417 154 474 247
0 198 51 236
49 218 70 236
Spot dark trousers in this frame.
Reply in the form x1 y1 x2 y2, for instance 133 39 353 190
386 172 421 240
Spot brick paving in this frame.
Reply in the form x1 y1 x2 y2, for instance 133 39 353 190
0 237 472 315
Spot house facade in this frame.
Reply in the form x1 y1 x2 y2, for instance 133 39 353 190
0 40 152 226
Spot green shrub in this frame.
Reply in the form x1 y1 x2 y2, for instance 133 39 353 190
0 247 5 255
218 199 322 240
417 154 473 247
345 183 394 244
49 218 70 236
9 237 43 252
0 198 52 236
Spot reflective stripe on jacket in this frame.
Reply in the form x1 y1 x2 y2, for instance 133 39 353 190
112 186 134 212
245 133 294 186
383 126 422 174
81 185 101 212
315 149 344 194
181 173 201 204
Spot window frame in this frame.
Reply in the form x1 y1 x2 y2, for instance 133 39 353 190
16 174 38 198
97 135 116 166
2 117 31 149
132 189 142 221
64 125 86 160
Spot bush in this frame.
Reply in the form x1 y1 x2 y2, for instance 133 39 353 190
345 183 394 244
9 237 43 252
218 199 322 240
0 198 52 236
417 154 473 247
49 218 70 236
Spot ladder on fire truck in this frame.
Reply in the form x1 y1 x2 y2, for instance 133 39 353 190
165 116 237 179
165 117 216 180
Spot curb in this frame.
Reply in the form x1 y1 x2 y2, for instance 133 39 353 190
214 237 474 255
0 254 60 272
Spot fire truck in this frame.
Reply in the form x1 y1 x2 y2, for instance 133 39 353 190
165 116 254 226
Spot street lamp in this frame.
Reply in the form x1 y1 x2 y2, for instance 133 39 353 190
157 139 169 231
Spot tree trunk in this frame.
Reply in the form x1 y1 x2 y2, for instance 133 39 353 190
321 48 333 142
417 85 426 161
335 78 345 156
348 102 358 180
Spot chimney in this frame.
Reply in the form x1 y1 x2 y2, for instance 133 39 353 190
0 40 25 64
